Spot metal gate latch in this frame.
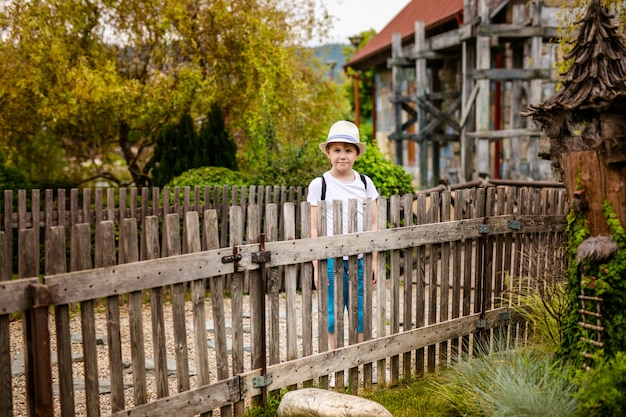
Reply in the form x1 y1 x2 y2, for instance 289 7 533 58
253 374 273 388
252 251 271 263
221 253 242 264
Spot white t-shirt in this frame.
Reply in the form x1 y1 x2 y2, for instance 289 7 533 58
307 170 379 237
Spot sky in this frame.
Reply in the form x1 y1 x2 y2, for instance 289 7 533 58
320 0 412 45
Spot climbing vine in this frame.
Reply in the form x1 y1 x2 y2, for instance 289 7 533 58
559 199 626 362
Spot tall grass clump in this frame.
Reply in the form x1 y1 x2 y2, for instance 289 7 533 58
433 345 579 417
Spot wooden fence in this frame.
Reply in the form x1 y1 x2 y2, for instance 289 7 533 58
0 185 568 417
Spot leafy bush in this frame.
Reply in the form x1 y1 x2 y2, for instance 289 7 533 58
167 166 250 188
248 141 326 187
434 346 579 417
574 351 626 416
354 133 415 197
0 159 33 192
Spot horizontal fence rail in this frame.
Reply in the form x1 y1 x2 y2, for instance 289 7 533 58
0 185 569 417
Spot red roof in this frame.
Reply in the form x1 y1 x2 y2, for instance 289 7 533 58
348 0 464 70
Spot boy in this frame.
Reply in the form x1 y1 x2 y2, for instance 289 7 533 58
307 120 379 350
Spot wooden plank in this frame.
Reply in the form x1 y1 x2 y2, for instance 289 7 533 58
82 188 91 225
414 195 427 376
144 216 168 399
71 223 99 417
0 308 12 417
29 282 54 417
492 188 507 346
165 213 191 394
228 206 245 416
331 199 345 389
401 195 413 379
439 192 451 367
472 189 487 356
465 128 540 139
161 188 170 257
316 200 329 388
96 221 126 413
140 188 149 261
19 227 38 417
299 202 313 388
246 205 265 405
186 211 211 417
375 198 388 385
118 189 127 264
450 190 464 359
347 199 358 393
482 188 496 351
265 204 280 371
3 191 14 281
47 226 76 417
472 68 552 81
389 196 401 384
44 190 53 273
117 188 128 225
461 189 475 355
121 218 147 406
219 186 228 249
0 278 39 313
283 203 298 392
427 192 440 372
478 24 558 39
475 0 491 176
94 187 103 225
501 187 516 345
108 377 240 417
107 188 115 223
32 190 40 269
0 226 11 417
205 210 231 417
243 307 521 395
18 190 26 230
43 213 568 304
362 198 374 390
111 305 516 417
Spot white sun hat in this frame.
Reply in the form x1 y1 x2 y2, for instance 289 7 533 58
319 120 366 156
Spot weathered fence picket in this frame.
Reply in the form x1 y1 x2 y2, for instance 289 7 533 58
0 185 568 417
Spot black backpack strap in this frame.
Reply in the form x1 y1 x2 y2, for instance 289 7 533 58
321 174 367 201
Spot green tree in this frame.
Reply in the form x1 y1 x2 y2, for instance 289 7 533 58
0 0 345 188
152 112 198 187
198 103 238 171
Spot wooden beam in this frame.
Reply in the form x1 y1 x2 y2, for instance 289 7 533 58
473 68 552 81
0 278 39 313
479 24 559 39
460 83 480 128
466 128 541 139
44 214 567 304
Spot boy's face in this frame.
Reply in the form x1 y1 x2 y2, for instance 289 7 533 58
325 142 359 172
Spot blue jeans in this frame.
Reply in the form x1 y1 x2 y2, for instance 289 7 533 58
327 258 364 333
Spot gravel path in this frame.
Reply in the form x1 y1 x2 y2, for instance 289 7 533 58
9 293 267 416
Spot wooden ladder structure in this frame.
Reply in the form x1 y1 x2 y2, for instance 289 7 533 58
578 287 604 366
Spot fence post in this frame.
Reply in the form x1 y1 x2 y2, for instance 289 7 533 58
21 228 53 417
0 230 10 417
